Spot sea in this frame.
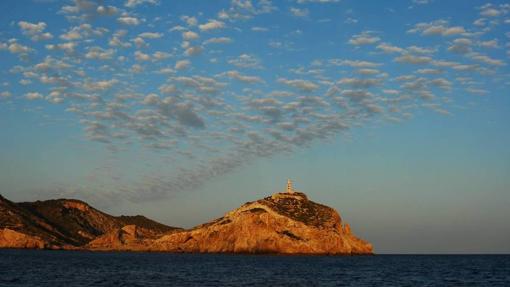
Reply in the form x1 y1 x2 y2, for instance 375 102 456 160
0 250 509 286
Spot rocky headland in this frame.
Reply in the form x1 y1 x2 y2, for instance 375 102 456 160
0 189 373 255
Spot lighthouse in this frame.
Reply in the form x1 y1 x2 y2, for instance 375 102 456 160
286 179 294 194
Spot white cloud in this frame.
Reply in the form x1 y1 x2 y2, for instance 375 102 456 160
408 20 466 36
217 0 276 21
348 32 380 45
422 103 450 115
0 91 12 99
97 5 118 16
45 42 77 54
125 0 158 8
479 39 499 49
278 78 319 91
395 54 433 64
251 27 268 32
173 75 226 95
130 64 143 73
83 79 118 91
429 78 452 90
135 51 151 61
407 45 436 54
442 27 466 36
153 51 171 60
182 31 199 41
143 93 160 105
356 69 380 75
447 38 472 54
412 0 431 4
330 59 382 68
466 87 488 95
60 29 81 41
47 90 64 104
7 42 33 54
159 84 177 95
25 92 43 100
132 37 146 48
138 32 163 39
338 78 381 88
158 68 174 74
18 21 45 34
184 46 202 56
19 79 31 85
59 24 107 41
175 60 191 70
469 53 505 66
383 89 400 95
85 47 115 60
181 15 198 26
345 17 358 24
117 16 140 25
204 37 232 45
473 18 486 27
376 43 405 53
170 25 186 32
109 30 131 48
340 89 373 99
228 54 262 69
18 21 53 41
480 7 501 17
290 7 309 17
224 70 264 83
416 68 443 75
199 20 225 32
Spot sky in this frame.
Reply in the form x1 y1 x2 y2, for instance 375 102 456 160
0 0 509 254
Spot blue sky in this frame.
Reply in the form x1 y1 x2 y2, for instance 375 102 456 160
1 0 509 253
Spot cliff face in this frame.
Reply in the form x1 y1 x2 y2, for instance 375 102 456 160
0 195 179 249
151 192 372 255
18 199 124 246
0 195 66 248
0 191 373 255
0 228 47 249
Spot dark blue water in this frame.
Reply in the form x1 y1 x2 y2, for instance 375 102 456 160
0 250 509 286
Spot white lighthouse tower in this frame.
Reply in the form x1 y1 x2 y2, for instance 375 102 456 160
286 179 294 194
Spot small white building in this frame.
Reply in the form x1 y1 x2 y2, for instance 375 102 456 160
287 179 294 194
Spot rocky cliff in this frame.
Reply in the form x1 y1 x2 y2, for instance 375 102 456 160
0 194 179 249
151 192 372 255
0 194 65 249
0 191 373 255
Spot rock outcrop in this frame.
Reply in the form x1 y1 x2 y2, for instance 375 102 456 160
151 192 372 255
0 228 47 249
0 194 68 248
87 225 151 250
0 190 373 255
87 224 181 251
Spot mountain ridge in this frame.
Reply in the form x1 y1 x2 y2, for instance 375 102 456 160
1 194 181 249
